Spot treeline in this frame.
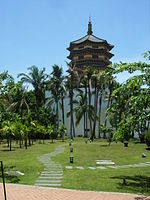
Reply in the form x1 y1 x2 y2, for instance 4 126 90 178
0 51 150 150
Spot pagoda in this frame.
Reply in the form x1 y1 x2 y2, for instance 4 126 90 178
67 18 114 76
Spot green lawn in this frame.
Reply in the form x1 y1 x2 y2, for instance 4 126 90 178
0 138 150 195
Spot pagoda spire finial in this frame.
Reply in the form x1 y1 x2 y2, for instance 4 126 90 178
87 16 93 35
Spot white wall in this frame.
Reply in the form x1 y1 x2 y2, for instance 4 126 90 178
45 88 108 138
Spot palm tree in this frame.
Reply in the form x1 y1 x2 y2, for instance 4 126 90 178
103 69 115 138
97 71 106 138
9 81 30 116
66 62 80 139
85 66 94 138
91 71 99 140
79 76 88 137
74 90 87 137
60 81 67 125
47 65 63 131
15 120 24 148
1 121 15 151
58 123 67 142
47 124 55 143
18 66 48 120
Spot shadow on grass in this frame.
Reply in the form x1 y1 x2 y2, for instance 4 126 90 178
0 174 20 183
1 149 15 152
146 147 150 151
0 165 20 184
100 144 108 147
13 146 21 149
111 175 150 194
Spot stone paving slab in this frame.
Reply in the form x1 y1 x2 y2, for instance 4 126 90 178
0 184 143 200
41 172 63 174
39 176 63 179
35 180 61 183
40 173 63 176
88 167 96 170
65 166 73 169
64 162 150 171
41 171 63 174
76 166 84 170
34 183 61 187
96 166 107 169
96 161 115 165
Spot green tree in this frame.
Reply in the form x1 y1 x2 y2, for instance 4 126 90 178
108 52 150 142
18 66 48 120
47 124 56 143
48 65 63 132
58 123 66 141
66 63 80 139
15 120 24 148
1 121 15 151
74 90 87 137
97 71 106 138
85 66 94 139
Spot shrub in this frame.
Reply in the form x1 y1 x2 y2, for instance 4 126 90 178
58 123 66 141
145 130 150 148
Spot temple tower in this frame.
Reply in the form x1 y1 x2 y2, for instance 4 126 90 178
67 18 114 76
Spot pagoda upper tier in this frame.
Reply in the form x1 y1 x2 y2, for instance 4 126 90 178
67 18 114 75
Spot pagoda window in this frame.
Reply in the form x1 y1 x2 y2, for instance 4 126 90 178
92 54 98 59
79 46 84 49
92 45 98 48
78 55 84 59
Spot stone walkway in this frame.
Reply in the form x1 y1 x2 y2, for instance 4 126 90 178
35 146 65 187
65 162 150 170
0 184 144 200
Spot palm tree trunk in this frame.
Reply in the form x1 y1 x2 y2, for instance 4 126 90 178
131 130 134 138
61 95 65 125
84 113 86 137
84 84 88 137
36 96 40 121
104 93 111 127
72 114 76 137
28 136 31 146
85 86 88 137
9 136 11 151
88 81 92 138
19 133 22 148
147 121 150 130
25 138 27 149
7 134 9 147
19 139 22 148
98 91 102 138
91 79 98 140
104 84 113 138
56 98 59 130
70 89 73 139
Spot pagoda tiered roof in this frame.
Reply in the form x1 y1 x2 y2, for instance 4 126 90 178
67 17 114 74
68 34 114 50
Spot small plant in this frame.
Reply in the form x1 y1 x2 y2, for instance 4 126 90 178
58 123 67 142
145 130 150 148
99 124 113 144
113 119 131 145
47 125 56 143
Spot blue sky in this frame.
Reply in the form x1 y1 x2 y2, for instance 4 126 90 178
0 0 150 82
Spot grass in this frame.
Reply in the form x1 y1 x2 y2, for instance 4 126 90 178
0 138 150 195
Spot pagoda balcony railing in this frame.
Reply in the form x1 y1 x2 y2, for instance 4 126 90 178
72 58 109 63
71 47 108 53
72 59 110 66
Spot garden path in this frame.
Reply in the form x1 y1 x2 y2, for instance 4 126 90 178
65 162 150 170
35 145 65 187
